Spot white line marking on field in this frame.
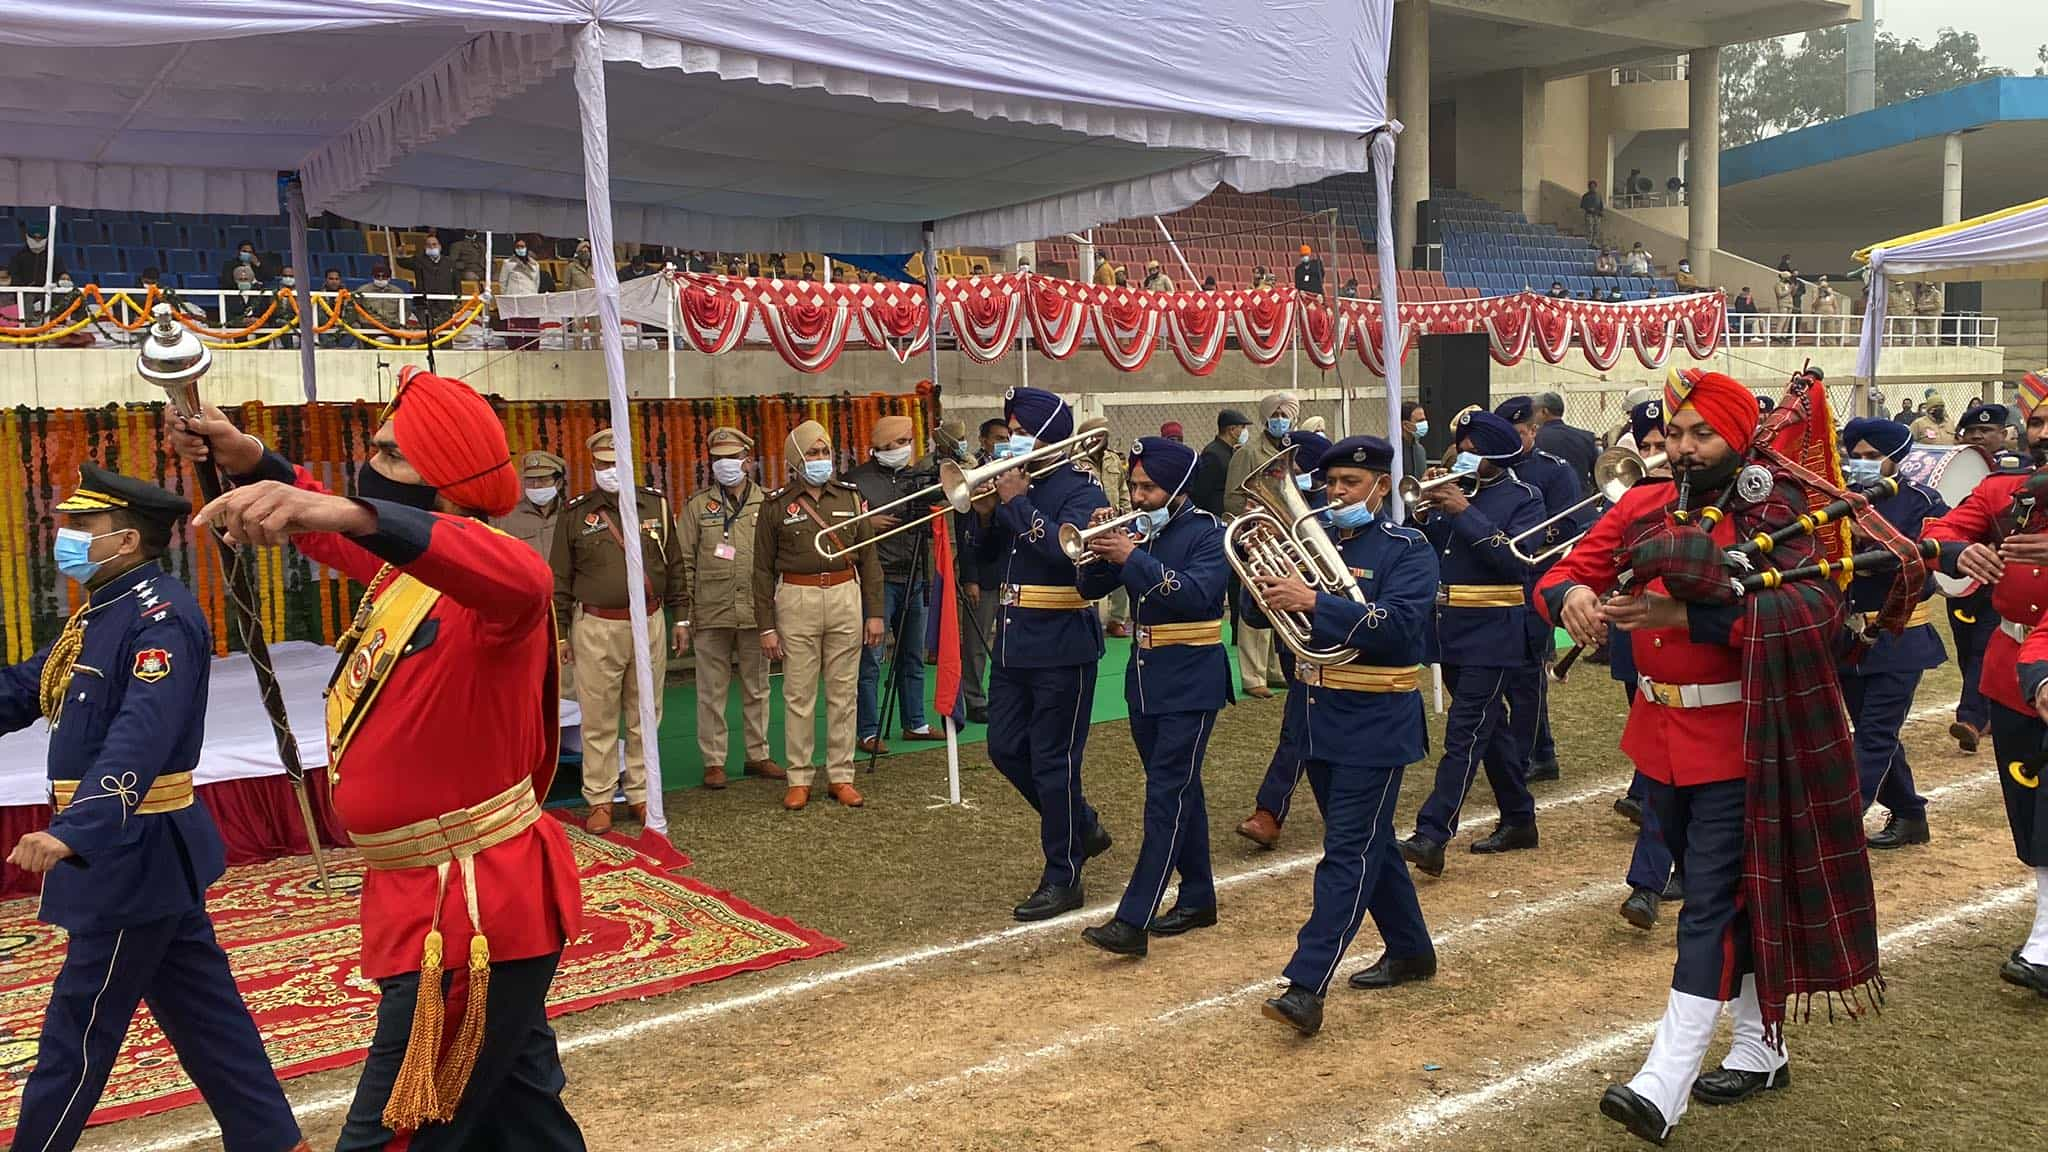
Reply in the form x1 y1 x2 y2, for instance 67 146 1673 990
1340 883 2034 1152
102 697 1983 1152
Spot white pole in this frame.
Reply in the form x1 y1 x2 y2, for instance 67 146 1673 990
574 23 668 834
286 180 320 401
665 269 679 399
944 718 962 805
1370 130 1407 521
922 223 961 807
484 230 494 297
1079 230 1096 287
43 206 57 288
1152 215 1198 286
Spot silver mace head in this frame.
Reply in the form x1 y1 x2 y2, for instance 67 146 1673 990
137 302 212 417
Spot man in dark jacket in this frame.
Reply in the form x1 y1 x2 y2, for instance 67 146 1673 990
1532 392 1599 487
397 237 462 329
1294 246 1324 296
6 220 63 290
845 413 945 754
1191 409 1251 517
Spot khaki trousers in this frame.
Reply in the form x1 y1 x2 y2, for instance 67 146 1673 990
575 609 666 807
693 626 771 768
1237 618 1276 691
776 579 861 786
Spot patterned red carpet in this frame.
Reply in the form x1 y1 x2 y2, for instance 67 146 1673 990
0 817 837 1139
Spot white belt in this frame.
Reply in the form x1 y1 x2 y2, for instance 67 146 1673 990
1637 676 1742 709
2001 620 2032 644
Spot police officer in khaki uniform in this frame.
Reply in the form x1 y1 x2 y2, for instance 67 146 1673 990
754 419 885 811
553 428 688 834
495 450 567 558
677 426 783 789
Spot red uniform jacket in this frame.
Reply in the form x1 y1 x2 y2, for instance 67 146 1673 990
1922 470 2048 718
256 454 581 978
1536 482 1791 787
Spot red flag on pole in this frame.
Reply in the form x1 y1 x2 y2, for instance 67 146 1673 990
931 503 964 724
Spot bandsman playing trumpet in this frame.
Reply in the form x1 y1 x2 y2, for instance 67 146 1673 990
1494 395 1586 783
1398 411 1547 878
1242 435 1439 1036
1072 437 1232 956
964 386 1115 921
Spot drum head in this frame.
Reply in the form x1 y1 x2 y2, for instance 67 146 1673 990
1897 446 1992 595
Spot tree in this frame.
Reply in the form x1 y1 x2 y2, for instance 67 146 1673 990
1719 26 2011 145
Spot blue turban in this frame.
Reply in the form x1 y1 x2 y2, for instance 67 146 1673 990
1456 410 1523 460
1960 402 2008 430
1493 395 1534 425
1320 435 1395 474
1127 436 1197 498
1003 386 1073 443
1284 430 1333 474
1629 398 1665 445
1840 417 1913 462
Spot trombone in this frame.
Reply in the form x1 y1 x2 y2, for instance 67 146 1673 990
1060 508 1151 566
813 426 1111 561
1506 448 1668 565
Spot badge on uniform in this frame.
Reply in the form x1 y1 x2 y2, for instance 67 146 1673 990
714 542 736 560
582 510 607 535
132 648 172 682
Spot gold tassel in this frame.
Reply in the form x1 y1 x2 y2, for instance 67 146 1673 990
380 929 447 1131
433 933 492 1109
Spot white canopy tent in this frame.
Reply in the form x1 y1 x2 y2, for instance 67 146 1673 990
1854 195 2048 388
2 2 1401 832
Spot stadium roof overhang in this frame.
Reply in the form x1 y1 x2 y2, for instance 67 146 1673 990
1428 0 1857 88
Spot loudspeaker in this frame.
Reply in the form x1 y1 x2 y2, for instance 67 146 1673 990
1415 199 1442 245
1416 334 1491 458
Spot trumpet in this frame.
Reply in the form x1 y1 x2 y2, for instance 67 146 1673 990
1060 507 1151 566
1507 448 1668 565
814 426 1110 561
1224 446 1368 667
1398 468 1479 509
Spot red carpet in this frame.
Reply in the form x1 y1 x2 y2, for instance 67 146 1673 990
0 823 835 1141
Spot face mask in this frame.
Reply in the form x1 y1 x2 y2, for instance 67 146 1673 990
1413 420 1430 439
280 276 295 288
997 434 1035 459
711 458 747 487
1236 428 1249 447
514 246 528 257
371 276 390 287
1841 458 1883 486
593 466 620 494
1294 473 1315 491
239 251 255 263
1329 501 1375 531
1452 451 1483 474
356 460 438 511
525 485 558 507
235 277 253 288
802 459 835 485
1267 417 1291 438
1138 505 1173 535
875 446 913 470
26 236 46 253
55 279 73 291
54 527 124 584
424 247 442 259
955 442 975 462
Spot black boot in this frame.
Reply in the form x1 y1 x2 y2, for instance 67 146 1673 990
1868 813 1930 850
1261 984 1325 1036
1614 794 1645 826
1348 951 1438 990
1398 834 1446 877
1470 822 1539 854
1599 1085 1671 1146
1012 882 1083 922
1083 822 1114 860
1081 917 1148 957
1692 1063 1791 1105
2000 950 2048 996
1148 903 1218 936
1661 872 1685 903
1620 888 1661 930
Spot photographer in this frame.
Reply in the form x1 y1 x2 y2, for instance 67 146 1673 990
846 414 947 754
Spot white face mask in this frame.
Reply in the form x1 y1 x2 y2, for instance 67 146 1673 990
55 278 73 291
1236 428 1250 447
525 485 558 507
593 466 620 493
26 236 47 253
424 246 442 259
875 446 913 470
711 458 748 487
280 276 295 287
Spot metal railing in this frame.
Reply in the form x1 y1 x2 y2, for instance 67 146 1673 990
0 284 477 332
1721 311 1998 348
1611 61 1688 85
1611 190 1686 209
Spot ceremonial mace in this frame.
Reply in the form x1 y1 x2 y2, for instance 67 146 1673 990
139 304 331 891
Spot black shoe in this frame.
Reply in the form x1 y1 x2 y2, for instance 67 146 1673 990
1526 759 1560 783
1013 883 1084 922
1599 1085 1671 1146
1999 950 2048 996
1620 888 1661 930
1614 795 1645 826
1083 823 1113 861
965 704 990 725
1661 872 1685 903
1868 813 1930 850
1470 822 1539 854
1081 918 1149 957
1260 984 1324 1036
1398 834 1446 877
1692 1063 1791 1105
1149 904 1217 936
1950 721 1980 753
1348 951 1437 990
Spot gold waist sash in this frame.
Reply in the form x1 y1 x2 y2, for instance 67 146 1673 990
1438 584 1526 608
51 771 194 815
1297 663 1422 692
1136 620 1224 649
1003 583 1090 610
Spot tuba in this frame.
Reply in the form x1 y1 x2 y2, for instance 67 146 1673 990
1223 445 1370 667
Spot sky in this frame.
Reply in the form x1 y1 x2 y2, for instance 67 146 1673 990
1871 0 2048 75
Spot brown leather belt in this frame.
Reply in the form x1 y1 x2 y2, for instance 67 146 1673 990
582 601 661 621
782 569 857 588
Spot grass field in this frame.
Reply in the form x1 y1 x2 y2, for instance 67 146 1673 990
84 659 2048 1152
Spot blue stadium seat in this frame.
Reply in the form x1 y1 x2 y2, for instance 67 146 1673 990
305 231 331 254
259 226 291 253
149 221 184 249
120 246 158 273
98 271 137 288
106 221 147 247
331 230 367 255
166 250 201 276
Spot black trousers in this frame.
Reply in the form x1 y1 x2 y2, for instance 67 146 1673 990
1987 704 2048 867
337 951 585 1152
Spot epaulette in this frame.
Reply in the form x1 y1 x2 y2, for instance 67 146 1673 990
1537 450 1569 467
565 492 598 508
638 485 666 499
767 485 790 500
833 478 861 491
1510 476 1543 500
1379 520 1425 543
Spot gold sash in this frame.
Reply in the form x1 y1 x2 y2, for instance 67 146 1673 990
325 568 442 782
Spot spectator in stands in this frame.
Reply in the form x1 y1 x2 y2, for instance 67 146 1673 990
1533 392 1599 486
1728 285 1759 341
1548 280 1569 299
1771 270 1794 336
1401 402 1428 479
1251 264 1274 289
0 269 13 324
218 240 268 292
1576 291 1595 301
804 260 821 281
1015 259 1033 275
316 269 349 348
6 221 62 297
1625 242 1652 276
1595 248 1618 276
1789 267 1808 313
687 251 711 273
449 230 487 285
1142 260 1173 292
358 264 405 331
1674 258 1699 293
1777 254 1793 273
1580 180 1605 245
500 237 543 348
1113 267 1130 288
398 236 461 330
745 259 762 278
970 262 986 277
1191 408 1251 518
225 262 266 323
725 255 744 277
1339 277 1359 299
1605 285 1626 303
1912 280 1944 319
1294 245 1324 295
1812 275 1841 343
1201 274 1217 291
622 251 658 280
1161 421 1185 444
1094 255 1117 286
564 241 596 292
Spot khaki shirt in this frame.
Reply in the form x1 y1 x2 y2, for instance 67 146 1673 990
752 480 885 632
550 487 687 629
1909 414 1953 445
1097 451 1129 513
676 482 766 629
493 497 563 563
1223 432 1290 518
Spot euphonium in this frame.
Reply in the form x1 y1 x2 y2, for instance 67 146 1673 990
1223 445 1368 667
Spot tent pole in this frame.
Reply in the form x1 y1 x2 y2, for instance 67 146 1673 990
1152 216 1198 286
1370 128 1406 520
286 179 320 402
573 22 668 834
666 269 678 399
921 221 960 807
44 207 56 291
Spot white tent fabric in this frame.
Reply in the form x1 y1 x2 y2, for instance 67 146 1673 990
1854 196 2048 381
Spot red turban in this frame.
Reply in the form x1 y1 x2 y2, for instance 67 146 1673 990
1664 368 1758 454
389 366 518 516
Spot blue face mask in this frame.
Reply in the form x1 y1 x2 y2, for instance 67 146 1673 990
802 459 835 485
1413 420 1430 439
1138 505 1173 536
1328 501 1375 530
1267 417 1292 438
1293 473 1314 491
1452 451 1484 474
996 434 1035 459
1842 457 1884 486
55 527 121 584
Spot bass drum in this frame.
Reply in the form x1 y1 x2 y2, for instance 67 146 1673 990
1895 444 1991 595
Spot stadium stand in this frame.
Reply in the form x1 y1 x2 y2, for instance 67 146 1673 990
1429 186 1681 301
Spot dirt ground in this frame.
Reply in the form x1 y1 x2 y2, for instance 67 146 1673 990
82 664 2046 1152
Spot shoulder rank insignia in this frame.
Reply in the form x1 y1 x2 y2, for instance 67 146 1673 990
132 648 172 682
